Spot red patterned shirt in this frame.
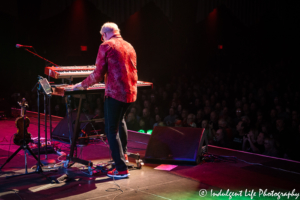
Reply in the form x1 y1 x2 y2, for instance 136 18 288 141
81 34 138 103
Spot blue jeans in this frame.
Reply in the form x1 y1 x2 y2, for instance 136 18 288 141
104 97 131 171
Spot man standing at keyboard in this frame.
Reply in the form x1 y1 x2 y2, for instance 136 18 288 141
72 22 137 178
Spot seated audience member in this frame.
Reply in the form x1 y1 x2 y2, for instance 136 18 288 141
255 111 264 130
191 98 201 114
256 132 266 154
242 130 264 153
221 100 227 109
235 100 242 110
126 113 139 131
174 119 183 127
141 108 154 130
273 118 289 154
138 119 148 133
291 119 299 132
180 109 189 126
144 100 152 112
210 94 216 106
177 104 183 116
150 93 158 108
269 109 277 127
263 138 279 157
232 120 249 150
170 99 177 110
187 113 196 127
291 110 299 122
241 116 251 129
153 106 161 119
276 105 289 121
172 92 180 104
130 107 140 121
249 102 257 123
218 118 233 141
153 114 162 128
261 123 271 135
164 107 177 126
161 91 169 113
220 107 232 126
204 99 211 107
202 119 215 144
195 109 204 127
214 102 222 115
210 111 219 131
203 106 211 120
233 108 243 127
213 128 229 147
243 103 250 117
288 124 300 161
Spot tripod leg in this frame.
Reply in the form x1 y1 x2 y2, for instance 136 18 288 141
26 146 43 167
0 146 23 170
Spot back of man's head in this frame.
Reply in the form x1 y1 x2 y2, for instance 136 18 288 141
100 22 120 34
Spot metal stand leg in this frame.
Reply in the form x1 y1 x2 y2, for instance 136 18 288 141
0 146 23 170
41 94 55 165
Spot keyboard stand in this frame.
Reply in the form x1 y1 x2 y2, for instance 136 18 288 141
65 94 94 168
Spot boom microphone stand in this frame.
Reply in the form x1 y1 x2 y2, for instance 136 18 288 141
17 46 58 165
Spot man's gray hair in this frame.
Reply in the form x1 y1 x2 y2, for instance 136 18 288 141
100 22 120 34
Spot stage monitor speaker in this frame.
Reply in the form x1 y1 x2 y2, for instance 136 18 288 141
145 126 207 165
52 111 103 144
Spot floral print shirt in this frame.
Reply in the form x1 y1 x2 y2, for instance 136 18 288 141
81 34 138 103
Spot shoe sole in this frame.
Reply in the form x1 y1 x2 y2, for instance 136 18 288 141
107 173 130 178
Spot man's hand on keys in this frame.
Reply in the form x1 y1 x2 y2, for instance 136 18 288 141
72 82 84 90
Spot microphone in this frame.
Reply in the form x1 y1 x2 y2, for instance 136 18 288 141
16 44 33 48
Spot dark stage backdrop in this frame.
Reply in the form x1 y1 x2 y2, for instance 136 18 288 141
0 0 299 97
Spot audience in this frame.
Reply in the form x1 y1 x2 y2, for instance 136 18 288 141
19 61 300 161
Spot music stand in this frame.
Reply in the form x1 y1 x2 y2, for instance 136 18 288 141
38 77 56 165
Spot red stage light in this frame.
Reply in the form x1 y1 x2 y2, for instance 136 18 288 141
218 45 223 49
81 46 87 51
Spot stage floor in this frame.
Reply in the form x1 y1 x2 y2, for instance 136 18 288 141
1 115 300 200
